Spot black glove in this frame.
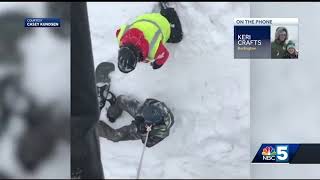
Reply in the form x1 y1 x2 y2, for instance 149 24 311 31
134 120 146 134
151 61 162 70
134 117 153 134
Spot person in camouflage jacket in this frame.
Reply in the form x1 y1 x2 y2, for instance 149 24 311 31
96 95 174 148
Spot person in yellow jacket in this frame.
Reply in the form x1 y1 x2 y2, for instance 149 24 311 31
116 3 183 73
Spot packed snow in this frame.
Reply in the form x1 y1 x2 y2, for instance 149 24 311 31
88 2 250 178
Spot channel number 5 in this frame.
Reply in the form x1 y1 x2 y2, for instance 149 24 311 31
276 145 289 162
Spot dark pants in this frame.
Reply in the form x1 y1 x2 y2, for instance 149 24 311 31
160 7 183 43
97 95 142 142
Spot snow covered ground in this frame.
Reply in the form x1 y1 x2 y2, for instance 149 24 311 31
0 2 70 178
88 2 250 178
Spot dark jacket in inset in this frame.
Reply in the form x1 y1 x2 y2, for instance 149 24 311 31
271 27 288 59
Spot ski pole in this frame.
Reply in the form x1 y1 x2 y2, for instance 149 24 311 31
136 125 152 179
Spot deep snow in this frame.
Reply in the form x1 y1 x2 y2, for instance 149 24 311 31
88 2 250 178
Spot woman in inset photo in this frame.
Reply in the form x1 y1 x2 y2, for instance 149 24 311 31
271 26 288 58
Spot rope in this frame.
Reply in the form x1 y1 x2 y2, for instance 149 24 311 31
136 125 152 179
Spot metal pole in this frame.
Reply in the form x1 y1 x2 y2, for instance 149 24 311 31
136 125 152 179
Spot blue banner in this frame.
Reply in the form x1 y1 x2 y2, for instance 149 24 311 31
234 26 271 59
25 18 60 27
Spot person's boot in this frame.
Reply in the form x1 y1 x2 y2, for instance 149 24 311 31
97 83 110 110
160 3 183 43
160 2 170 10
106 91 116 106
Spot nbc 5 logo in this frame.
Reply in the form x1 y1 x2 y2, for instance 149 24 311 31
275 145 289 162
261 145 289 162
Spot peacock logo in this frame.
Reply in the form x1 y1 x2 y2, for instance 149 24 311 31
261 146 277 161
262 146 277 156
